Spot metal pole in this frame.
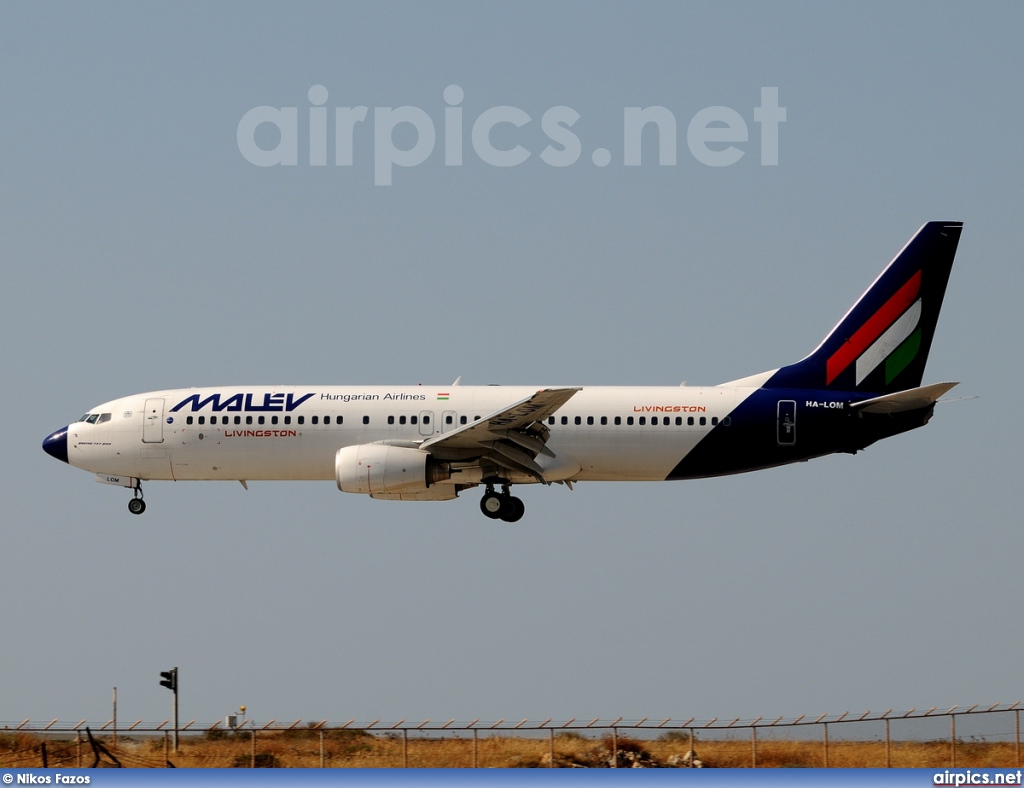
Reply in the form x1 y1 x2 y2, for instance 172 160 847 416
751 726 757 768
885 718 891 768
1016 709 1020 767
473 730 478 768
320 729 325 768
113 688 117 749
823 722 829 768
951 714 956 768
403 728 408 768
689 729 694 768
173 672 179 753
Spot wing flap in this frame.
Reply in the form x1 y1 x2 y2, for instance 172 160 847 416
420 387 580 482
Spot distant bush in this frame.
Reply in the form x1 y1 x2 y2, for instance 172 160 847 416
232 752 279 768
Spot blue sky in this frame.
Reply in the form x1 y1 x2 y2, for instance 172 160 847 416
2 1 1022 728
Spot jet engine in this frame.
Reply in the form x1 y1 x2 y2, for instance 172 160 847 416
335 444 455 500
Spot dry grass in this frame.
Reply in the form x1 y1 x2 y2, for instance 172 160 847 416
2 729 1021 769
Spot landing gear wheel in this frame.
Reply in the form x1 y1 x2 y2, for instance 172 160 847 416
128 498 146 515
480 492 504 519
499 496 525 523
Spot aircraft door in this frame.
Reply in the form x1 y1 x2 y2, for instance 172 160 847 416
143 398 165 444
777 400 796 445
419 411 434 436
442 410 457 433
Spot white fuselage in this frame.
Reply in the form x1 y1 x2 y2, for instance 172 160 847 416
65 384 752 485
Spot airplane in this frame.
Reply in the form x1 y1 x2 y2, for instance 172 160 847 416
43 221 963 521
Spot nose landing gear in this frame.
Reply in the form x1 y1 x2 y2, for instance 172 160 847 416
127 483 146 515
479 484 525 522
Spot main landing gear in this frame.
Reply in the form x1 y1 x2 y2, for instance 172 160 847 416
479 484 525 522
127 482 146 515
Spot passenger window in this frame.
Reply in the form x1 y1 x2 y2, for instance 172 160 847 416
548 417 555 425
627 416 634 425
600 416 607 425
699 416 707 426
461 416 468 425
587 416 594 425
362 416 369 425
297 416 304 425
423 415 430 424
186 416 194 425
614 416 621 425
561 416 568 425
312 416 319 425
324 416 331 425
411 415 418 425
723 416 731 426
676 416 682 425
474 416 480 421
284 416 291 425
687 417 694 426
639 417 646 425
258 416 266 425
235 415 242 425
400 415 407 424
246 416 253 425
388 415 395 425
711 416 719 426
198 416 206 425
574 416 581 425
651 416 658 425
445 415 453 425
271 416 279 425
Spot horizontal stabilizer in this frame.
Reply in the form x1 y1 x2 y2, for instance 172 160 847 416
849 382 959 414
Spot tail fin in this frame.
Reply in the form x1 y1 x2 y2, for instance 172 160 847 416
764 221 963 394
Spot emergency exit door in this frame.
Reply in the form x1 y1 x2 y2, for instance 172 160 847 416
777 400 796 445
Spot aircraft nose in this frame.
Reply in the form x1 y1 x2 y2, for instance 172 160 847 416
42 427 69 464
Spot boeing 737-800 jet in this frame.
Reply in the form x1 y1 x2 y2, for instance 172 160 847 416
43 222 963 521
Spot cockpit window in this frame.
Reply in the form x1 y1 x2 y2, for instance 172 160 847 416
77 413 111 424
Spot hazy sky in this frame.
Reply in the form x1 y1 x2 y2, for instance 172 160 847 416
3 1 1022 731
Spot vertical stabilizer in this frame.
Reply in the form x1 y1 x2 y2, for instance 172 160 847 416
764 222 962 394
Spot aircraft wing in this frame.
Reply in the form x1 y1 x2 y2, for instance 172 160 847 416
848 382 959 414
420 387 581 480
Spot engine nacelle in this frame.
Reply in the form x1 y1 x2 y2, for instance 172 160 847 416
335 444 452 498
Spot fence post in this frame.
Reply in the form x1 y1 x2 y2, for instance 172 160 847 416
473 729 478 768
950 714 956 768
688 729 694 768
164 731 169 765
320 728 325 768
750 726 757 768
77 731 82 768
403 728 408 768
1016 709 1020 767
611 727 617 768
823 722 829 768
885 718 891 768
250 729 256 768
549 729 555 768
